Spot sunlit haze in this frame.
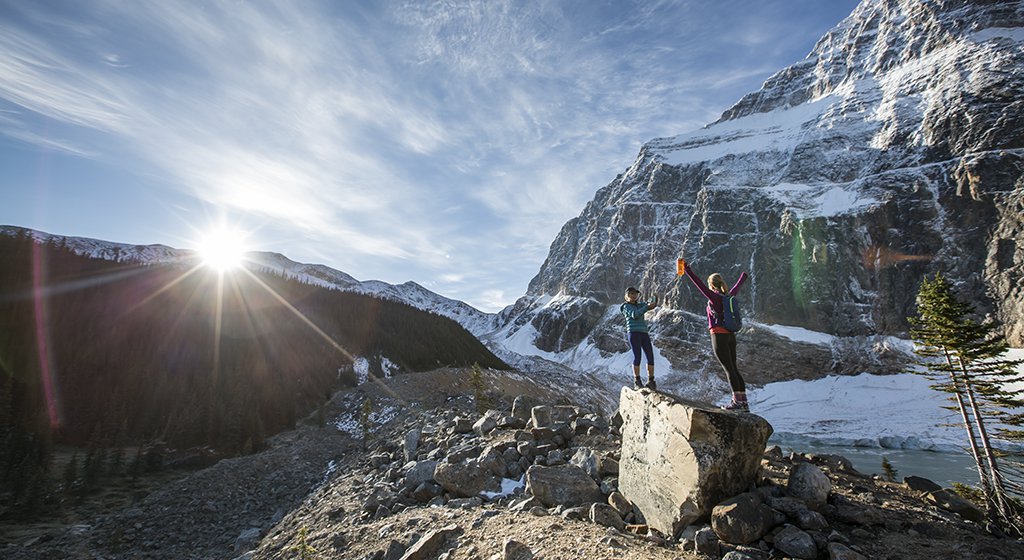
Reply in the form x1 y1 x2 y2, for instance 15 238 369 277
197 228 248 272
0 0 860 311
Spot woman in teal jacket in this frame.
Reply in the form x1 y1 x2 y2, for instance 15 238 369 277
621 286 659 390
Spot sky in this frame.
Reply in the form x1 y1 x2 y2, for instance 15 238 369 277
0 0 861 312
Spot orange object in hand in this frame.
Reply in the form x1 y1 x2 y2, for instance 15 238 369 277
676 258 685 276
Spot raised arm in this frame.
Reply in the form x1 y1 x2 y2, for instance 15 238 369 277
621 303 645 320
730 272 749 296
646 294 659 310
681 260 716 301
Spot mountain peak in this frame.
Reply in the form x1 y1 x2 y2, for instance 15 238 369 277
500 0 1024 389
716 0 1024 124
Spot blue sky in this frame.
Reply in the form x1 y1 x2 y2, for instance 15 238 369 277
0 0 860 312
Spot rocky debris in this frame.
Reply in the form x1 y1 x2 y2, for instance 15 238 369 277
618 387 774 537
5 368 1023 560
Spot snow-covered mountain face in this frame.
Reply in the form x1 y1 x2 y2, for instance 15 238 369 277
498 0 1024 388
0 226 498 337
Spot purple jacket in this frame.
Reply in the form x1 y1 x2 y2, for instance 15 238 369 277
683 264 748 330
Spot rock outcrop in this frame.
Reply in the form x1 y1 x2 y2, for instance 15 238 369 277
617 387 774 538
496 0 1024 386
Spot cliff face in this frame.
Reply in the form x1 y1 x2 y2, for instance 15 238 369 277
498 0 1024 385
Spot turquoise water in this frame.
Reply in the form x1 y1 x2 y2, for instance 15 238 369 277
774 440 981 488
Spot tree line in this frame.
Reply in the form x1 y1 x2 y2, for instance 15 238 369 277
0 231 507 516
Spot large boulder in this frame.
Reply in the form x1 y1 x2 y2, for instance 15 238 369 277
404 460 438 490
925 489 986 523
711 493 779 545
433 461 501 498
787 462 831 511
525 464 604 508
618 387 773 538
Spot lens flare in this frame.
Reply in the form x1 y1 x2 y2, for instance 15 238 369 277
197 228 248 272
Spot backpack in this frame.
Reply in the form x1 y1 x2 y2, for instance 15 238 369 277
718 295 743 332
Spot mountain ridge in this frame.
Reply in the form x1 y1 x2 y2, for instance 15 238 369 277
0 225 499 337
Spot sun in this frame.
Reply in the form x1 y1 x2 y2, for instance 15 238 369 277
197 228 249 272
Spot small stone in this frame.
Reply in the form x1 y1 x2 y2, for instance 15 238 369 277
561 506 587 521
453 417 474 434
600 536 626 549
695 526 720 557
607 491 632 517
590 503 626 531
787 463 831 511
827 542 868 560
773 525 817 559
473 415 498 437
721 551 759 560
399 524 461 560
383 539 406 560
795 509 829 531
501 538 534 560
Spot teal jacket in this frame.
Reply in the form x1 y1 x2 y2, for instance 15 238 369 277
620 301 655 333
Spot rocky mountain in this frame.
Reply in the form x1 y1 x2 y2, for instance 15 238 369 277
498 0 1024 391
0 225 499 337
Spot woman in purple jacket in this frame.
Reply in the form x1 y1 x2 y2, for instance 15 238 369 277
679 259 750 411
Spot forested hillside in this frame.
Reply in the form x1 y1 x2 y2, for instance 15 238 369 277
0 232 506 507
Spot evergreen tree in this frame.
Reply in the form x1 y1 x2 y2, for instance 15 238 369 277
128 445 143 481
881 456 898 482
359 398 373 450
83 448 99 493
0 372 12 430
908 272 1024 532
63 452 79 494
469 362 491 414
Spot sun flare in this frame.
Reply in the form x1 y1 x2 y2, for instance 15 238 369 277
197 228 248 272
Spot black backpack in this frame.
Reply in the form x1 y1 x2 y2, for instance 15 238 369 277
718 295 743 332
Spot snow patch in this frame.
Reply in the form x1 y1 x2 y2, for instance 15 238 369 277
760 323 836 345
754 372 966 452
353 358 370 385
481 476 525 500
381 356 399 378
762 182 880 218
333 401 401 438
654 95 835 167
971 27 1024 43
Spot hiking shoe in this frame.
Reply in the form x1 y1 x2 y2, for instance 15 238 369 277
722 400 748 412
633 377 644 389
646 379 657 391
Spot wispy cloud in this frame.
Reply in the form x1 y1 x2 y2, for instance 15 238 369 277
0 0 858 311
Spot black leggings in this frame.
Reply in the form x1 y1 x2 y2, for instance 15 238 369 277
629 331 654 367
711 332 745 392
